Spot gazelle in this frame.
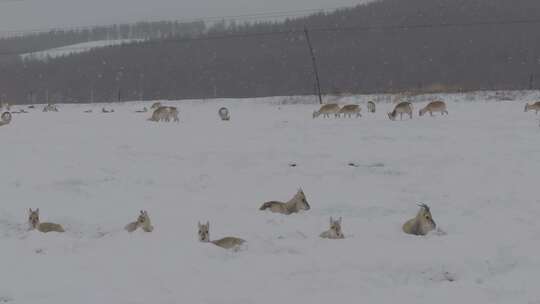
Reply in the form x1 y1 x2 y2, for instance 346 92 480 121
27 209 65 233
0 112 12 126
198 221 246 250
218 107 230 121
149 106 179 122
320 217 345 239
367 101 376 113
102 107 115 113
388 102 413 120
524 102 540 114
419 101 448 116
402 203 436 236
125 210 154 233
42 104 58 112
313 104 340 118
259 188 311 215
337 104 361 118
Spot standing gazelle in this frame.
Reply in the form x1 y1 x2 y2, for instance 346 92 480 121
402 203 436 236
419 101 448 117
259 188 311 215
367 101 376 113
320 217 345 239
337 104 361 118
524 102 540 114
198 221 246 250
388 102 413 120
313 104 340 118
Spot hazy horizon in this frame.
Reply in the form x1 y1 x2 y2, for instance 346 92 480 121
0 0 371 34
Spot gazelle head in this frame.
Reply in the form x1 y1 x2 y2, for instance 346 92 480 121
312 110 320 119
294 188 310 211
1 112 12 124
198 221 210 242
28 208 40 229
419 108 426 116
329 217 344 238
387 111 396 120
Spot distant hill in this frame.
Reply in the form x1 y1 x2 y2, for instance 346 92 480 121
2 0 540 103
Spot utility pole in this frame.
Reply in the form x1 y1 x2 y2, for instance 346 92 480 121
304 27 323 105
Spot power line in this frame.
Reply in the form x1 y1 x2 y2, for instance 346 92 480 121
6 17 540 57
0 6 350 36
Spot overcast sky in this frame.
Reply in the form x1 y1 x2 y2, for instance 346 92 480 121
0 0 371 34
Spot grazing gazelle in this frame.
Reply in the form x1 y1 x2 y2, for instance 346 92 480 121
28 209 65 233
125 210 154 233
367 101 376 113
524 102 540 114
313 103 340 118
259 188 311 215
320 217 345 239
402 203 436 236
388 102 413 120
0 112 12 126
42 104 58 112
419 101 448 116
218 107 230 121
149 106 179 122
198 221 246 250
337 104 362 118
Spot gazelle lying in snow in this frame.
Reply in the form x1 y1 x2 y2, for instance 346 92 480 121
337 104 361 118
259 188 311 214
101 107 115 113
0 112 12 127
149 106 179 122
125 210 154 232
402 203 436 236
28 209 65 233
419 101 448 116
198 221 246 250
313 103 340 118
218 107 230 121
388 102 413 120
320 217 345 239
367 101 376 113
524 102 540 114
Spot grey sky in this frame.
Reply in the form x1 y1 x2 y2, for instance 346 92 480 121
0 0 370 34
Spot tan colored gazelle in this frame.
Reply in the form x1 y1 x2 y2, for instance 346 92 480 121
320 217 345 239
402 203 436 236
198 221 246 250
28 209 65 233
419 101 448 117
313 103 340 118
259 188 311 215
367 101 376 113
524 102 540 114
337 104 362 118
0 112 12 127
388 102 413 120
149 106 179 122
125 210 154 233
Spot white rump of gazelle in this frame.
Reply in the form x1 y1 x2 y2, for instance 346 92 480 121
320 217 345 239
524 102 540 114
313 103 340 118
198 221 246 250
218 107 230 121
0 112 12 127
388 102 413 121
419 101 448 117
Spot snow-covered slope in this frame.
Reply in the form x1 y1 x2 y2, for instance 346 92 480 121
20 39 143 61
1 95 540 303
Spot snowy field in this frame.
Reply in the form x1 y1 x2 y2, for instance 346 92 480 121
1 95 540 303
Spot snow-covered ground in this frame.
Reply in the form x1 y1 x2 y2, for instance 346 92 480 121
20 39 143 61
1 95 540 303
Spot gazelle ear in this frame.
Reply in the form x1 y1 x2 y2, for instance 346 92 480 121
28 208 32 213
206 221 209 228
36 208 39 214
198 222 201 228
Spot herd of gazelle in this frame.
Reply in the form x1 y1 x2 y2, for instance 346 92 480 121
26 189 437 251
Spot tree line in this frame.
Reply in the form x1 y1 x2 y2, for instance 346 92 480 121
1 0 540 104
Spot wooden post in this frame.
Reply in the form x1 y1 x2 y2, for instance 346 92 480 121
304 27 323 105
